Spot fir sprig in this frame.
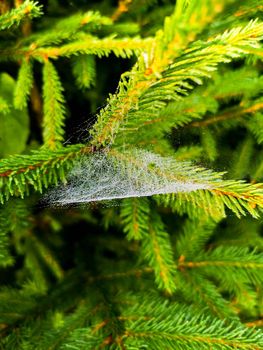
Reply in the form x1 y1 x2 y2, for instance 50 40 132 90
0 0 43 31
14 58 33 109
42 60 66 149
0 145 89 203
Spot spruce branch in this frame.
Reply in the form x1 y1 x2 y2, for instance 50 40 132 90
31 299 96 350
0 36 152 61
1 144 262 218
234 1 263 18
89 0 227 146
140 211 177 294
90 15 263 147
158 179 263 219
33 35 152 60
13 57 33 109
111 149 263 218
112 0 133 21
181 247 263 285
246 319 263 328
85 247 263 294
122 296 263 350
0 0 42 31
175 217 218 259
21 10 113 48
176 269 237 319
122 20 263 134
121 197 150 240
190 101 263 128
124 67 263 140
0 145 91 204
28 234 64 282
72 55 96 90
42 60 66 150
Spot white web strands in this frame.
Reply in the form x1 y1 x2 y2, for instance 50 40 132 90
46 149 215 206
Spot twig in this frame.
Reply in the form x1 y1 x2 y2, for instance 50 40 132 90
112 0 133 22
190 102 263 128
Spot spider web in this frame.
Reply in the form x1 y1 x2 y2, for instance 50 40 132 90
46 149 211 206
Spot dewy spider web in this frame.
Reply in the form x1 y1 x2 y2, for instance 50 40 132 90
46 149 213 206
46 56 217 206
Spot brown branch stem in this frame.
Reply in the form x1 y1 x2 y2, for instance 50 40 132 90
190 102 263 128
111 0 132 22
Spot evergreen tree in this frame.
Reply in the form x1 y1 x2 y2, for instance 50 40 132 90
0 0 263 349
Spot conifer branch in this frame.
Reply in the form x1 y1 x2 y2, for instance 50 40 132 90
112 149 263 218
246 319 263 328
0 145 91 203
90 17 263 146
140 212 177 294
180 260 263 269
158 179 263 219
89 0 226 146
72 55 96 90
112 0 133 21
234 2 263 18
124 328 262 349
29 235 64 281
42 60 66 149
87 267 153 283
181 246 263 285
0 36 152 61
34 36 152 60
13 57 33 109
122 298 263 349
175 217 218 259
22 10 113 48
0 0 42 31
126 67 263 137
179 268 237 319
190 102 263 128
121 197 150 240
210 182 263 218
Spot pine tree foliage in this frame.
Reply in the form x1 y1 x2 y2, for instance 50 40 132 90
174 218 263 313
0 144 87 203
72 55 96 90
14 58 33 109
121 197 150 240
0 0 42 31
0 0 263 348
140 210 177 294
23 10 113 47
42 60 66 149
